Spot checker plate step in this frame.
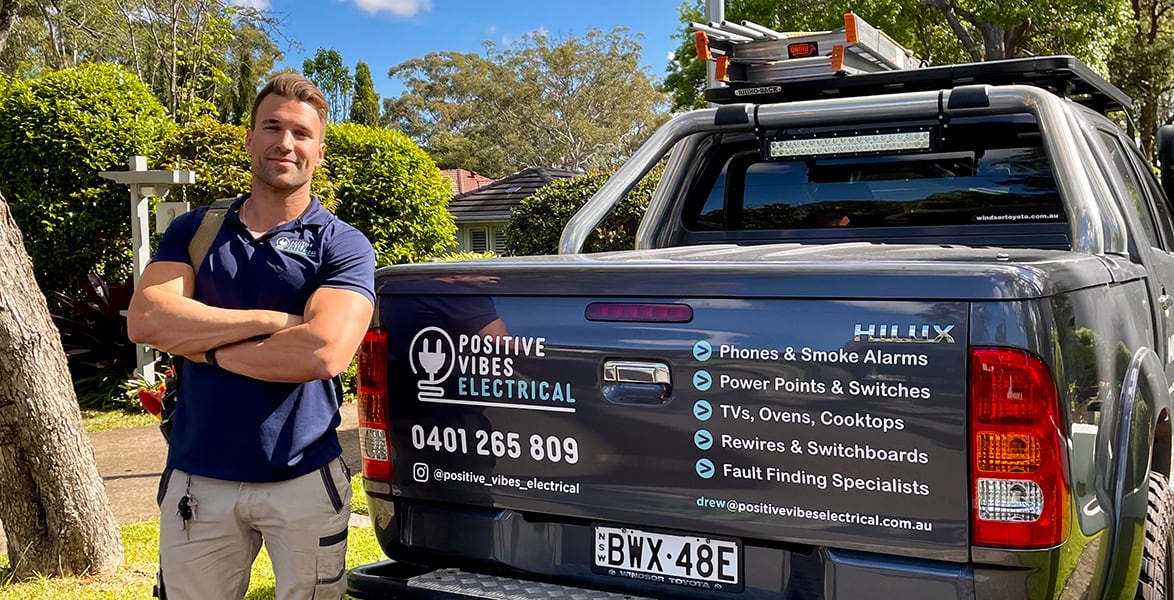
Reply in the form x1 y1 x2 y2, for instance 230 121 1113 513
408 568 652 599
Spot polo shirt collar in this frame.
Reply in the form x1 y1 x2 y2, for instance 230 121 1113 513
226 194 330 237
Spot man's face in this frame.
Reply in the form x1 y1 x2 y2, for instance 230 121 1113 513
245 94 325 193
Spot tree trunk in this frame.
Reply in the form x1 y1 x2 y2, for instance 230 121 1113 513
924 0 983 61
0 190 123 578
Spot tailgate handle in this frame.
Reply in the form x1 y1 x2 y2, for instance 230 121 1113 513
603 361 671 406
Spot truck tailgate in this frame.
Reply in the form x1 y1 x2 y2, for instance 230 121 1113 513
382 289 970 566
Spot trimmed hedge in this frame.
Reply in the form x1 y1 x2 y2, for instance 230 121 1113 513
0 64 173 293
327 123 456 265
505 168 661 256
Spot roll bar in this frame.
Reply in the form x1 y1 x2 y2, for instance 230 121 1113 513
558 85 1127 257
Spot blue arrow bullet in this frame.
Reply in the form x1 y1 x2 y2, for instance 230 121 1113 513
693 400 712 421
693 370 712 391
693 341 712 362
695 458 715 479
694 429 713 450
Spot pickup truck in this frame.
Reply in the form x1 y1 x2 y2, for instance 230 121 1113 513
346 54 1174 600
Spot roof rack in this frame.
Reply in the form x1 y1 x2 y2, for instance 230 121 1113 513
691 14 1131 116
692 13 921 84
702 55 1132 115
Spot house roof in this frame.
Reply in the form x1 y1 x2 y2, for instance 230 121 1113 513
441 169 494 195
447 166 579 220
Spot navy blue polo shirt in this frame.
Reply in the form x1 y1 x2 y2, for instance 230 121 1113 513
151 195 375 483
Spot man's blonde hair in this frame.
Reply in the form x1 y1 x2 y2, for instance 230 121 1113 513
251 73 329 132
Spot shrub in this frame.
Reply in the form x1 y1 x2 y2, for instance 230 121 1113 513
326 123 456 265
157 117 336 209
0 63 173 293
505 168 661 256
157 116 251 206
49 273 139 410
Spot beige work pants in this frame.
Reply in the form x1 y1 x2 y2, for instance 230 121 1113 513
155 458 352 600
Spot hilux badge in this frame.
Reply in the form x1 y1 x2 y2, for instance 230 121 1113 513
854 324 956 344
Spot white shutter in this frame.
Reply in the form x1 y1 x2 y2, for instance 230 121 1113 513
492 228 508 252
470 228 489 253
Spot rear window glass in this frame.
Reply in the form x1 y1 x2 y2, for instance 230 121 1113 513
686 122 1065 231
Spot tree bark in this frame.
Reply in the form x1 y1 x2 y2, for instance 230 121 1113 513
0 0 19 57
0 190 123 578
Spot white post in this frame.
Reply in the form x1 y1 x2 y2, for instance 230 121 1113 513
100 156 196 383
128 156 150 289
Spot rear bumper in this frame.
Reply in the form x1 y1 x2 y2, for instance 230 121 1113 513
353 495 988 600
346 554 975 600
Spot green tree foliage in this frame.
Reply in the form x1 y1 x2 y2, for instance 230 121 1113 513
504 168 662 256
303 47 353 122
922 0 1119 62
0 0 283 123
1108 0 1174 159
384 28 669 178
663 0 1120 111
326 123 456 265
350 60 380 126
218 22 282 126
0 63 172 293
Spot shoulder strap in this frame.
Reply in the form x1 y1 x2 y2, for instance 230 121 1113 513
187 197 237 270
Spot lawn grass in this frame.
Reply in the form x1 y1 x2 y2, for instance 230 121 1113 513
351 473 369 516
0 518 384 599
80 408 157 433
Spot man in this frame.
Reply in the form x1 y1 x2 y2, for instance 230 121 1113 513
127 74 375 599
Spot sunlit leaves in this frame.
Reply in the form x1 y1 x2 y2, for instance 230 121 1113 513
303 47 352 123
384 28 668 178
326 123 456 265
0 63 171 293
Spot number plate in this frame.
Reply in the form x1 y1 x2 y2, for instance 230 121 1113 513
593 526 740 589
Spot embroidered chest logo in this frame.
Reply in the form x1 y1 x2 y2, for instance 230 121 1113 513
274 236 318 258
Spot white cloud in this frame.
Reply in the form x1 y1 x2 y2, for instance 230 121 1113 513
353 0 432 17
229 0 270 9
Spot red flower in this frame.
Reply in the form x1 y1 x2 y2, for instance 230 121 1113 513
137 388 163 418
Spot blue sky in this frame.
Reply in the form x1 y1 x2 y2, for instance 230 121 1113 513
243 0 687 100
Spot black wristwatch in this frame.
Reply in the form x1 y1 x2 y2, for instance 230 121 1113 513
205 347 220 369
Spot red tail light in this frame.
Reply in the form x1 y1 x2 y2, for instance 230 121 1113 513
585 302 693 322
969 347 1069 548
357 328 391 481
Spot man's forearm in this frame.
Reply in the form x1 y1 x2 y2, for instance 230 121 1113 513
198 288 372 383
204 324 343 383
129 289 301 356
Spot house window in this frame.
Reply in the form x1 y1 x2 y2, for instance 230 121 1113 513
467 225 509 253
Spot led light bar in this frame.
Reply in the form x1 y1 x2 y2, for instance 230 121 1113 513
769 130 931 158
977 478 1044 522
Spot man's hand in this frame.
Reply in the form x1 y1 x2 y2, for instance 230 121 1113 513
127 261 302 355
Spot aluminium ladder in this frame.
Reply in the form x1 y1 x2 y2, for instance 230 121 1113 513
691 13 922 84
